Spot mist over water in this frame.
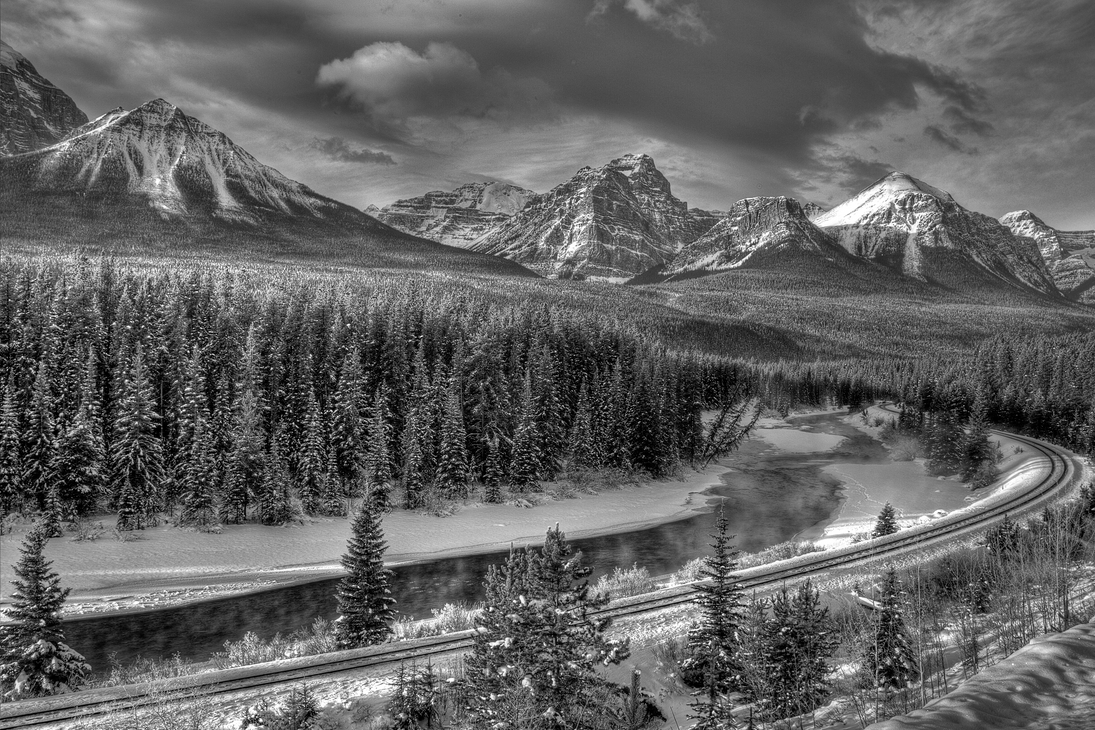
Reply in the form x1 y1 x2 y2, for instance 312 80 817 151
67 412 884 673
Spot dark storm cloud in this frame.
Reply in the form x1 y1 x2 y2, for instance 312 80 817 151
807 153 893 194
924 125 977 154
310 136 396 165
942 105 994 136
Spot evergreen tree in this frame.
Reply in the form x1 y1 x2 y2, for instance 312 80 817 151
459 526 629 728
331 349 366 511
0 522 90 700
320 450 346 517
222 388 265 524
758 580 836 720
51 398 105 520
567 381 600 469
482 438 503 504
508 372 540 492
872 503 899 538
296 388 326 515
436 375 470 499
111 346 164 531
260 442 293 526
684 507 745 704
23 362 56 512
0 379 24 516
335 494 396 648
863 566 919 690
363 385 394 512
178 409 218 527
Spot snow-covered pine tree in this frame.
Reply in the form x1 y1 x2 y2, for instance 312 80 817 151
363 385 394 512
260 441 293 526
111 346 164 531
221 387 264 524
335 493 395 648
23 361 56 512
296 387 326 515
0 379 22 516
0 521 90 700
51 394 105 520
864 566 919 690
872 503 899 538
684 506 745 705
459 526 629 728
436 375 470 500
567 380 600 469
331 349 366 512
758 580 836 720
532 344 565 480
482 437 503 504
178 409 218 527
508 372 541 492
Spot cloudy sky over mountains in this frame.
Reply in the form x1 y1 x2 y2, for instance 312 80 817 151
5 0 1093 228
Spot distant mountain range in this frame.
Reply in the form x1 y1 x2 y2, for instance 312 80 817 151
2 41 1092 301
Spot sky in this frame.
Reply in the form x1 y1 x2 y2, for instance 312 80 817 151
4 0 1093 229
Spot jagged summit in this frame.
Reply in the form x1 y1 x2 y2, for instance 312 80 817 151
473 153 718 279
814 171 1057 295
1 40 89 155
377 180 536 248
1001 210 1095 303
665 196 843 276
20 96 347 222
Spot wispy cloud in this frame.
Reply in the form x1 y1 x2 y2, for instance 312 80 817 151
310 136 395 165
924 125 978 154
589 0 714 44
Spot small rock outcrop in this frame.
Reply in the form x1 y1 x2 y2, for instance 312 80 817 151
376 182 536 248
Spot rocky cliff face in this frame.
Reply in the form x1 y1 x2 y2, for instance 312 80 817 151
815 172 1058 296
7 97 359 224
1001 210 1095 304
0 40 88 155
667 196 841 275
473 154 719 279
377 181 535 248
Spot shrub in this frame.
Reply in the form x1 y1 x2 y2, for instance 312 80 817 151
593 564 656 600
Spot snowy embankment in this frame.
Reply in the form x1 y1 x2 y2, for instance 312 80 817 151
867 619 1095 729
0 466 726 618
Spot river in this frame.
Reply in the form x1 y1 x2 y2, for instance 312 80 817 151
65 411 885 673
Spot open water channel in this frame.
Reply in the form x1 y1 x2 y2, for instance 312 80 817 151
66 412 888 673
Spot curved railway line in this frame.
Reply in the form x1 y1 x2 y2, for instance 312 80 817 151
1 420 1081 728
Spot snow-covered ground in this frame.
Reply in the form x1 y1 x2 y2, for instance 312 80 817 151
805 408 1045 549
0 467 727 617
867 619 1095 729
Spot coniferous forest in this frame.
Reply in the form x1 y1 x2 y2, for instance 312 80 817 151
0 261 755 525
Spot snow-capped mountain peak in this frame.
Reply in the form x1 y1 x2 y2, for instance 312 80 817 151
29 97 343 221
815 171 953 228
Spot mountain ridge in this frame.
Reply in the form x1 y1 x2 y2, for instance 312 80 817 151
0 40 89 155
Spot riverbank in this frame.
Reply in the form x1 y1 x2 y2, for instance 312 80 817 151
0 465 728 619
802 404 1047 548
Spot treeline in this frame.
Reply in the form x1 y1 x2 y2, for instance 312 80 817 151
757 332 1095 457
0 261 751 526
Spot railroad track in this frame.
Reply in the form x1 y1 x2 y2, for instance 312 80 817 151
1 420 1079 729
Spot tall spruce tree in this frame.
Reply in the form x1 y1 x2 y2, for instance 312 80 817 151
436 375 470 500
684 507 745 707
363 385 394 511
179 409 218 527
51 397 104 520
872 503 899 538
0 380 25 516
335 493 395 648
296 388 326 516
0 522 90 700
482 438 503 504
508 372 541 492
758 580 836 720
460 526 629 729
111 346 164 531
331 349 366 512
23 362 56 512
222 388 264 524
864 566 919 690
